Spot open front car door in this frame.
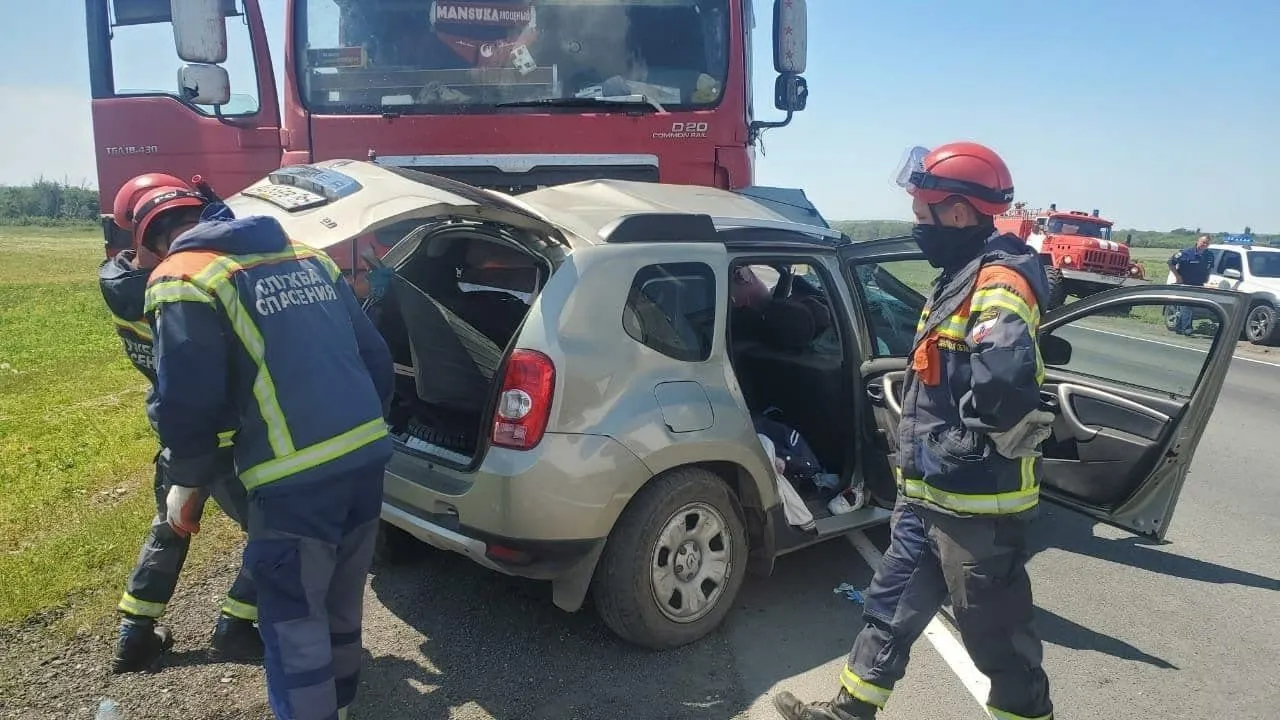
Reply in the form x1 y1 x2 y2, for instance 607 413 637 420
842 237 1247 540
1034 285 1246 539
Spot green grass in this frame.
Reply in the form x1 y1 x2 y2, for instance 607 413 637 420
0 226 240 633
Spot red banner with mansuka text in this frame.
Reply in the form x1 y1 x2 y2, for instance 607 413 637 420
432 2 534 27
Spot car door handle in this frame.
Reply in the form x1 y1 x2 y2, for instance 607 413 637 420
882 376 903 417
1039 389 1060 412
866 383 885 404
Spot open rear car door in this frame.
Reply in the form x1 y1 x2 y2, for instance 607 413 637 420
842 237 1248 540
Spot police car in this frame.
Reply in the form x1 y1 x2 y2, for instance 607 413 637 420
1164 234 1280 345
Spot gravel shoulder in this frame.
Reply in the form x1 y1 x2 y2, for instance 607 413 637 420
1 541 751 720
0 552 272 720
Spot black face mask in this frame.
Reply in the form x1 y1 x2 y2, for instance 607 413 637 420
912 223 992 270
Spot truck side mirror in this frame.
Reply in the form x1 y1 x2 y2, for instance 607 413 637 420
178 64 231 106
774 74 809 112
772 0 807 74
1222 268 1243 280
170 0 229 64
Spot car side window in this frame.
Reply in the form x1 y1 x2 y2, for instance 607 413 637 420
1219 250 1243 274
848 259 932 357
1205 249 1222 273
1043 301 1224 398
623 263 717 362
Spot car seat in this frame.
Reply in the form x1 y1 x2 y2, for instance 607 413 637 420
732 298 851 473
391 273 502 415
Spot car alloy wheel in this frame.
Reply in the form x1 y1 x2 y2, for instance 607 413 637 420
1247 305 1273 343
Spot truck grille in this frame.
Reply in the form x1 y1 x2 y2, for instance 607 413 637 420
1081 249 1129 275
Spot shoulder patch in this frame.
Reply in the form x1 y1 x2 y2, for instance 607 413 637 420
970 309 1001 343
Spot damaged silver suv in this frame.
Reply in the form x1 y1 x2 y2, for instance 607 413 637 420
224 160 1246 650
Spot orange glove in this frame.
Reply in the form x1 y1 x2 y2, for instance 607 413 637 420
164 485 207 537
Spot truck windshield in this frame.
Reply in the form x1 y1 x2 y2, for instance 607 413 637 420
297 0 730 114
1247 251 1280 278
1046 217 1112 241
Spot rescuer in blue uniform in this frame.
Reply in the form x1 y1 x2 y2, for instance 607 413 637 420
143 193 394 720
102 173 261 673
773 142 1057 720
1168 235 1212 335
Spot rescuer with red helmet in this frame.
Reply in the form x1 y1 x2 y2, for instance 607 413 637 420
141 168 394 719
772 142 1057 720
99 173 262 673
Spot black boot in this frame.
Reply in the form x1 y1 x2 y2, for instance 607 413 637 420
112 616 173 674
772 688 877 720
210 613 264 661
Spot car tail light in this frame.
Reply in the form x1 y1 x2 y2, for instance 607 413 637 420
491 349 556 450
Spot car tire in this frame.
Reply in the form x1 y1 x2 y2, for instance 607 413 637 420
1245 303 1280 345
592 467 748 650
373 520 428 566
1045 267 1067 310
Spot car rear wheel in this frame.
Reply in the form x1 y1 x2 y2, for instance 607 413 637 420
1245 303 1280 345
592 467 748 650
373 520 430 567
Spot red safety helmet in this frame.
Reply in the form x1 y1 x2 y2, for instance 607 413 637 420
896 141 1015 217
111 173 208 250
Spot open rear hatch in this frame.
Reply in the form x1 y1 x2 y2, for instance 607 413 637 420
373 224 558 465
223 160 568 465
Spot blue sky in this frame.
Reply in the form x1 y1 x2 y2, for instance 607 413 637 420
1 0 1276 231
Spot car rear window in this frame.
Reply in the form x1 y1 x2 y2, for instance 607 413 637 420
623 263 717 362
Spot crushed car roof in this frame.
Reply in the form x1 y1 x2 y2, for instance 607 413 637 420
515 178 840 245
220 160 838 252
222 160 568 251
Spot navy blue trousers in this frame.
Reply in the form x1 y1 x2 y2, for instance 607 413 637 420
245 463 384 720
842 501 1053 720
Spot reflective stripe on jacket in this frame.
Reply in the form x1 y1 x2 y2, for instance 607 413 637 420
897 233 1051 516
98 251 235 449
143 206 394 491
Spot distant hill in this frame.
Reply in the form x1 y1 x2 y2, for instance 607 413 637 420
833 220 1277 249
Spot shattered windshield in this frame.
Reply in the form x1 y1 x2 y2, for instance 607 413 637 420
297 0 730 112
1046 217 1113 241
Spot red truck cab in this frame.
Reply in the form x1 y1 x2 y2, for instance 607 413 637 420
85 0 815 258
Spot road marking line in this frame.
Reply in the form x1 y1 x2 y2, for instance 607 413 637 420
1076 325 1280 368
847 531 994 717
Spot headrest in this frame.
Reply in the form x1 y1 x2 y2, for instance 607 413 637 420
730 305 766 343
761 300 816 352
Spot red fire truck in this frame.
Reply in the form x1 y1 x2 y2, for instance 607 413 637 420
995 203 1147 309
84 0 816 260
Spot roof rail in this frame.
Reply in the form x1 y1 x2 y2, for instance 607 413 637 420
600 213 719 244
710 216 845 241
